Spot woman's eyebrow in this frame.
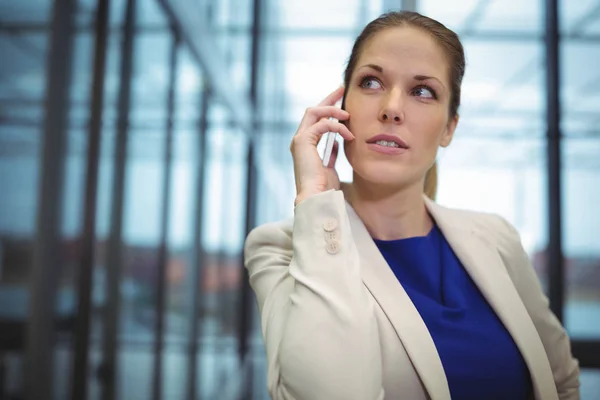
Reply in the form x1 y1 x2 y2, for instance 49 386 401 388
414 75 446 90
414 75 435 81
358 64 384 73
357 65 447 90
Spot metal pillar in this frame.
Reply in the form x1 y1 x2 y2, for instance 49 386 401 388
71 0 110 398
24 0 76 398
186 87 210 400
544 0 564 322
151 29 180 400
238 0 262 398
100 0 136 399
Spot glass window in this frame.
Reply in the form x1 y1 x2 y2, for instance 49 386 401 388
0 0 52 23
266 0 362 29
420 0 480 31
270 36 354 118
212 0 252 28
580 368 600 399
476 0 543 33
0 2 78 398
561 0 600 341
559 0 599 34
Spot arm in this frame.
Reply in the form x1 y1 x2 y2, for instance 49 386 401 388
244 190 384 400
495 216 580 400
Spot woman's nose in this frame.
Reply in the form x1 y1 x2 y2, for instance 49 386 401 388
380 112 403 123
378 93 405 124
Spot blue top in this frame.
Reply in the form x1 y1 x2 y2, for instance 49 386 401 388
373 224 532 400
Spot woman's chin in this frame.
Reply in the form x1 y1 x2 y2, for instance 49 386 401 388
352 163 420 189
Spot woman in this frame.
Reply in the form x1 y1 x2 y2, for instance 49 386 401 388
244 11 580 400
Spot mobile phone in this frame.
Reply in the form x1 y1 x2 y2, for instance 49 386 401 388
321 95 345 167
321 121 338 167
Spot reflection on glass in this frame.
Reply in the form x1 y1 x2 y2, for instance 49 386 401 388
563 139 600 338
561 0 600 340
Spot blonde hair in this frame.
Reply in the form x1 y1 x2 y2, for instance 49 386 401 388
424 161 438 201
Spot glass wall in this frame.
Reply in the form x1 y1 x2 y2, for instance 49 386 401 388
0 0 251 398
0 0 62 398
0 0 598 399
560 0 600 340
559 0 600 396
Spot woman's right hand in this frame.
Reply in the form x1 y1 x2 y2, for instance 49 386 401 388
290 87 355 207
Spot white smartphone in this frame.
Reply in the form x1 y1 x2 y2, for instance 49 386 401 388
321 119 338 167
321 96 344 167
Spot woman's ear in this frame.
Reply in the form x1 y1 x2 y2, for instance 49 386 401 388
440 114 459 148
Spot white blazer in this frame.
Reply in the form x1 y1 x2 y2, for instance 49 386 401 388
244 188 580 400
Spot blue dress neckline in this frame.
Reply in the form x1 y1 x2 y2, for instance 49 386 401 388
372 223 532 399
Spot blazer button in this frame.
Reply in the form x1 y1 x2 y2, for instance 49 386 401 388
323 218 338 232
326 240 341 254
324 230 340 242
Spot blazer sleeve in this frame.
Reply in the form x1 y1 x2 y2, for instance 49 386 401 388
495 215 580 400
244 190 384 400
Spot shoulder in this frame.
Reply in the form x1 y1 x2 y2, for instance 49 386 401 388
437 205 529 282
244 217 294 260
434 202 521 250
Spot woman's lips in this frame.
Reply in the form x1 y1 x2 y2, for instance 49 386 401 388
366 134 409 149
367 143 409 155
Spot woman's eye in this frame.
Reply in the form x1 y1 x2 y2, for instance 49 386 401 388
413 86 436 99
360 77 382 90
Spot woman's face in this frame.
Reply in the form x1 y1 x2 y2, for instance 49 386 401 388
344 26 458 189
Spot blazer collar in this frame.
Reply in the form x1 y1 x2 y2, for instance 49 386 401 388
343 193 555 400
344 196 451 400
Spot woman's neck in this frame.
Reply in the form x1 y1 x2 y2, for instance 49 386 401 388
342 176 433 241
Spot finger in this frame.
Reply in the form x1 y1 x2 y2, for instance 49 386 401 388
309 119 354 142
313 106 349 121
298 106 349 131
326 140 340 169
317 86 345 107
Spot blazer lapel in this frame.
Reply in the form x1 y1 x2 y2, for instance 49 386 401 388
345 202 452 400
424 197 557 400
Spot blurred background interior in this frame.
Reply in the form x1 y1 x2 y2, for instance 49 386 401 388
0 0 599 399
